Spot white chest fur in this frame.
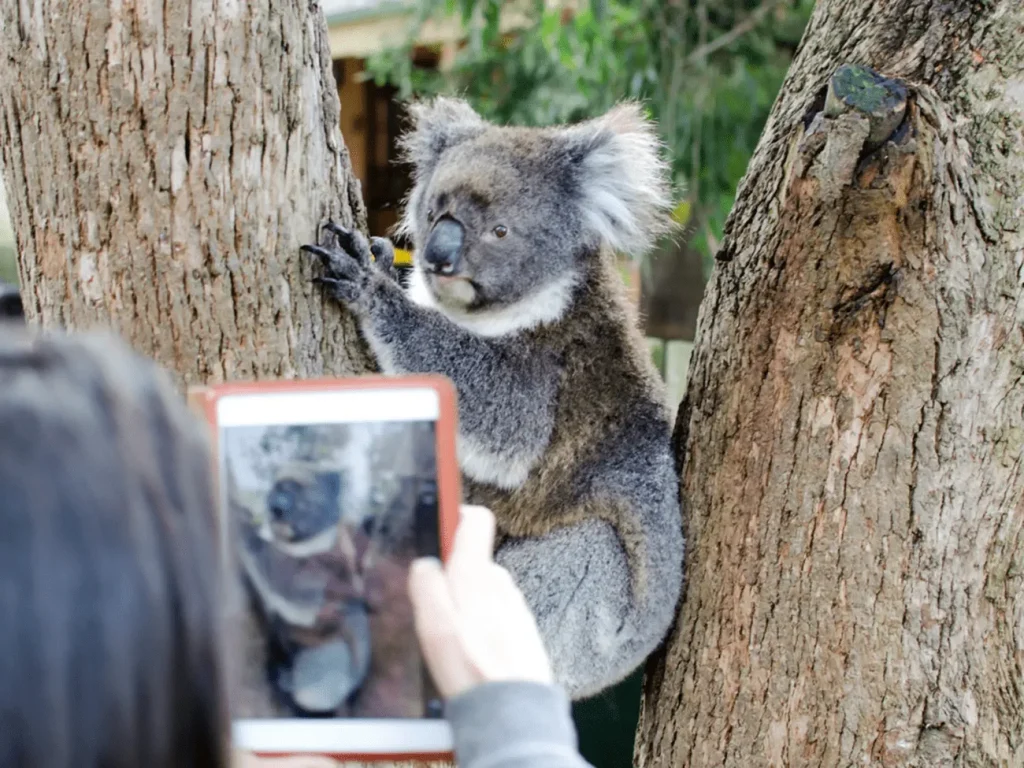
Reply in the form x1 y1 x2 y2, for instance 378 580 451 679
406 262 577 338
456 431 535 491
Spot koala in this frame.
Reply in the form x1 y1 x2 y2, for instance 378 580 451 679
302 97 685 700
230 459 372 717
265 464 344 551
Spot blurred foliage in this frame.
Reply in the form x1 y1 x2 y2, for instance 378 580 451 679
0 179 15 285
365 0 813 265
0 246 16 285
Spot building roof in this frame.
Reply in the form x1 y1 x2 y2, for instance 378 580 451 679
319 0 410 24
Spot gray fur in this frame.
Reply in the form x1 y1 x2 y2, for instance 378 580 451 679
303 98 684 699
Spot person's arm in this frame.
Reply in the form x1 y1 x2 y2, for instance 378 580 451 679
445 682 593 768
408 505 595 768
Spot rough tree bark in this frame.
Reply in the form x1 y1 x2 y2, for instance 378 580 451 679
637 3 1024 767
0 0 374 383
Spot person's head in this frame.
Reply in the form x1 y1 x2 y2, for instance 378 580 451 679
0 326 227 768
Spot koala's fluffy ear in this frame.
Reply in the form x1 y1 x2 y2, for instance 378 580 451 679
561 102 674 257
398 96 487 176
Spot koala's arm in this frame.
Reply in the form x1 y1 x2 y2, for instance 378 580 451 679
365 280 561 484
302 227 561 487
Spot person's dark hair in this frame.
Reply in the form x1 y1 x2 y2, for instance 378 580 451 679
0 326 227 768
0 282 22 320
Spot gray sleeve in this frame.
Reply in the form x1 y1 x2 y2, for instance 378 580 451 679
444 682 595 768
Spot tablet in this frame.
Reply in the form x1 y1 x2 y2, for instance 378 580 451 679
192 376 460 761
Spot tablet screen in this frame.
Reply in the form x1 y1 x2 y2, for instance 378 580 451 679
214 385 452 754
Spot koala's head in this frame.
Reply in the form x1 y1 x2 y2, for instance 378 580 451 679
396 98 672 330
265 464 343 544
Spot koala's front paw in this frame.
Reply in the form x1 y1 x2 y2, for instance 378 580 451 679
301 221 378 309
303 224 403 306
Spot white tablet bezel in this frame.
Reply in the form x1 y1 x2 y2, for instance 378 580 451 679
232 719 454 756
216 384 454 757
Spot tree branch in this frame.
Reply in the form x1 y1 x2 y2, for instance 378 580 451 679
686 0 788 63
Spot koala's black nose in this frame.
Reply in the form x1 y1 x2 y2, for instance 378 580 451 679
422 217 464 274
268 480 298 521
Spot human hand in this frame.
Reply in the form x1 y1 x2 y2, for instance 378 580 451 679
408 505 553 699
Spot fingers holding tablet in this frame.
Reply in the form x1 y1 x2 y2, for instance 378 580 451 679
408 558 471 697
408 505 553 700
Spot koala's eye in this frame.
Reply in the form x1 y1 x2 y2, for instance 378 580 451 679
493 225 508 238
426 208 435 221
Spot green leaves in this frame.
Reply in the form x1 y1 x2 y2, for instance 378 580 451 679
364 0 813 267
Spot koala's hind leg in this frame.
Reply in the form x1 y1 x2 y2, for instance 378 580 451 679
494 515 681 700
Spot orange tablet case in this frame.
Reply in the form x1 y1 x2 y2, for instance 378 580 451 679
187 375 461 762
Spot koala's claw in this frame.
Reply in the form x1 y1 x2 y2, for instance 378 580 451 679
300 243 332 262
302 237 370 307
323 221 349 238
324 220 371 267
302 223 398 306
300 243 357 278
312 275 360 304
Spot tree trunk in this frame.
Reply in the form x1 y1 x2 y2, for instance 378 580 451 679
0 0 374 384
637 3 1024 767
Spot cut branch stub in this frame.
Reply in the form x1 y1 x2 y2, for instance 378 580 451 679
824 64 908 147
793 66 916 203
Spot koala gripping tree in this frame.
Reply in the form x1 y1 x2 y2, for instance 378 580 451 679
637 2 1024 767
0 0 374 383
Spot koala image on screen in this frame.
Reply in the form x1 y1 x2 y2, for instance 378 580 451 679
302 98 685 700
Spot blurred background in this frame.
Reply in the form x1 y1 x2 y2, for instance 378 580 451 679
0 0 812 761
329 0 810 416
0 184 13 286
1 0 812 412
